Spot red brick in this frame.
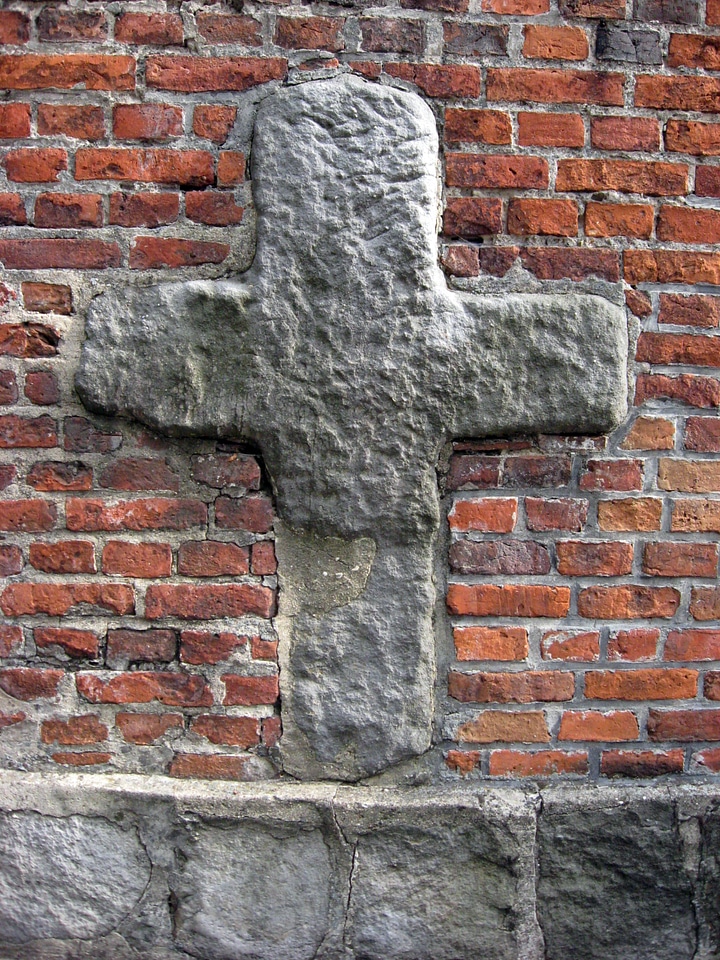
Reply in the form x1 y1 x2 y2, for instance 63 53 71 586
447 584 570 618
168 754 259 780
25 372 60 405
448 498 517 532
0 668 62 701
579 459 643 491
446 154 548 190
559 710 639 741
644 542 718 578
64 417 121 453
262 716 281 749
520 248 619 282
0 194 26 226
276 17 344 51
668 33 720 67
0 712 25 730
585 668 697 700
556 540 633 577
672 499 720 532
696 166 720 197
648 709 720 741
222 673 279 706
443 198 503 238
250 636 278 660
383 63 481 98
145 583 275 620
191 453 260 489
180 630 247 665
0 323 58 357
215 495 273 533
0 103 30 139
0 499 56 531
350 61 382 80
0 465 15 490
477 247 521 277
178 540 249 577
557 159 687 195
695 747 720 771
541 630 600 661
457 710 549 743
658 458 720 492
608 628 659 662
635 75 720 112
442 246 480 278
107 629 176 666
710 0 720 23
359 19 423 54
0 11 29 45
102 541 172 578
449 539 550 575
197 13 262 45
487 68 623 106
0 370 17 404
517 112 584 148
658 206 720 244
666 120 720 156
707 673 720 699
685 417 720 451
186 191 244 226
508 199 578 237
38 9 106 43
446 751 481 774
34 193 103 229
52 752 111 767
526 497 587 531
26 461 92 492
635 374 720 408
115 13 184 45
193 106 237 144
78 671 212 707
5 148 67 183
29 540 95 574
660 294 720 328
76 148 213 187
0 625 22 657
591 117 660 152
578 585 680 619
510 455 572 487
116 712 183 744
625 290 653 318
447 455 501 490
35 627 99 659
37 104 104 140
130 237 229 269
109 192 179 228
99 458 178 492
523 25 589 60
691 586 720 620
0 55 135 91
217 151 245 186
191 715 260 747
489 750 588 777
485 0 550 10
146 56 287 93
21 285 70 318
585 202 653 239
66 498 206 531
445 109 511 145
0 546 22 578
113 105 183 142
1 582 134 617
601 749 683 777
665 629 720 661
0 239 121 270
251 541 277 576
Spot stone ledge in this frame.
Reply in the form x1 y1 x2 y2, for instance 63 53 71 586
0 772 717 959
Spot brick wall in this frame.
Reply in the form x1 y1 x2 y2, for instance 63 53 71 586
1 0 719 781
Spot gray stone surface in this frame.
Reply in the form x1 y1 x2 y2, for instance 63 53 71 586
595 24 663 64
77 75 628 781
0 811 151 943
537 789 697 960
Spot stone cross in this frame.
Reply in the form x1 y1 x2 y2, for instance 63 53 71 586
78 75 628 781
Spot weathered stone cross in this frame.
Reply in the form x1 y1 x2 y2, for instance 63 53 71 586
78 75 627 781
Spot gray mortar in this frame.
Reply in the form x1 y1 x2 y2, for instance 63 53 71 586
76 75 629 782
0 773 719 960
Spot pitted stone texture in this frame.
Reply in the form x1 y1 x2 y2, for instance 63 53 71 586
77 76 628 780
537 789 696 960
338 790 543 960
0 811 151 943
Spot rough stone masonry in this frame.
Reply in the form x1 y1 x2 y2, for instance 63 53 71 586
77 75 628 781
